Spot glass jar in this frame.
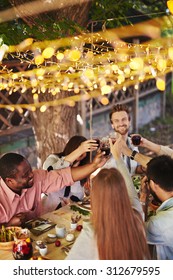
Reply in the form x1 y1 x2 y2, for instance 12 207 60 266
12 238 33 260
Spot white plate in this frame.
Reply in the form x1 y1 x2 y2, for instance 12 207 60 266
77 202 91 212
47 233 56 238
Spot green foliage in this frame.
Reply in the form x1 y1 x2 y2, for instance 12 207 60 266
132 175 142 193
0 18 85 45
90 0 167 29
0 0 11 10
0 0 168 45
70 205 90 216
139 112 173 147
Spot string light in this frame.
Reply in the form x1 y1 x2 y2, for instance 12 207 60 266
40 105 47 112
167 1 173 14
34 54 44 65
42 47 55 59
156 77 166 91
1 14 173 111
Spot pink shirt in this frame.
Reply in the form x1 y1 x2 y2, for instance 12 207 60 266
0 168 74 224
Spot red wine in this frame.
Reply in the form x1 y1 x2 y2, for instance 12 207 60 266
100 146 110 156
131 135 141 146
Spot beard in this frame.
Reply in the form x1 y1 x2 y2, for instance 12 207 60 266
115 125 129 136
23 185 33 189
149 186 162 205
23 178 34 189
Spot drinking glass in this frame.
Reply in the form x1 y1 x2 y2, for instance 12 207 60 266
55 224 66 238
12 238 33 260
93 137 100 148
100 137 110 156
109 132 117 144
131 134 141 146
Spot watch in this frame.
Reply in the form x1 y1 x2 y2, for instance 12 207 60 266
130 150 138 160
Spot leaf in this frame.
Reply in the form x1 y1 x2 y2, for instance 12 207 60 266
70 205 90 216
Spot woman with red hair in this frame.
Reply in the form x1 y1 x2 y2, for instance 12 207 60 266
66 137 150 260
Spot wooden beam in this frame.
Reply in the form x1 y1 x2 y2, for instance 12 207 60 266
0 124 32 136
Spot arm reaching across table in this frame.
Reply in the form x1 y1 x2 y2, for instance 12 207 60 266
136 136 173 158
71 150 107 182
109 137 143 218
116 136 152 168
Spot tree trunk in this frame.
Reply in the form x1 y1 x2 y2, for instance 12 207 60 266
31 99 77 165
25 89 78 165
10 0 91 165
9 0 92 27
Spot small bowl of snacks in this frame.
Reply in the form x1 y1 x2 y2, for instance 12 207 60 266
46 233 57 243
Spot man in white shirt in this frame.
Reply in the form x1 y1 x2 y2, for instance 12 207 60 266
103 103 142 175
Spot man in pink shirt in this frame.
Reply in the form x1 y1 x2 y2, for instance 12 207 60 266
0 152 106 227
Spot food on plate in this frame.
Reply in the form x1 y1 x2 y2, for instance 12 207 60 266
0 226 22 242
70 205 90 216
35 240 44 250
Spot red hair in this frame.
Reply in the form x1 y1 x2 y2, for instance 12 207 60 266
91 168 150 260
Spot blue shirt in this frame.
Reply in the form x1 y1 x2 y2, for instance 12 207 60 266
146 197 173 260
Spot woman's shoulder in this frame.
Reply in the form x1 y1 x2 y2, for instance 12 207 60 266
43 154 69 170
65 221 98 260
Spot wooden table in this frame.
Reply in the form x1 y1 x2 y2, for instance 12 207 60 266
0 204 87 260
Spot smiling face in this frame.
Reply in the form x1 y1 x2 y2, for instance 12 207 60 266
111 110 131 136
5 159 34 194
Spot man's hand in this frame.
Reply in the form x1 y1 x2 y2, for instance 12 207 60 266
140 176 150 200
109 135 125 160
92 150 108 168
71 150 108 182
140 176 150 221
7 213 26 227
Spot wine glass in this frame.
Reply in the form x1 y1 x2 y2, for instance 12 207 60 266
131 134 141 146
109 132 117 144
100 137 110 156
93 137 100 148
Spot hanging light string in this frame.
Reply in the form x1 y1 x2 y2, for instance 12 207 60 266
1 14 173 112
87 11 167 25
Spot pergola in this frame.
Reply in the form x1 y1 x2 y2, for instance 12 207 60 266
1 5 173 157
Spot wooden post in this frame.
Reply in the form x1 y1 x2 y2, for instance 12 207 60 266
161 75 166 119
134 85 139 133
132 38 140 133
78 98 86 136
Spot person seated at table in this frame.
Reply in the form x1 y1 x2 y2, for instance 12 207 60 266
66 138 150 260
113 136 173 260
139 155 173 260
0 150 107 227
42 135 98 213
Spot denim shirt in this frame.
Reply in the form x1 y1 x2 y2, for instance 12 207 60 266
146 197 173 260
